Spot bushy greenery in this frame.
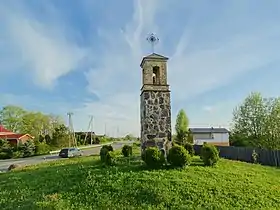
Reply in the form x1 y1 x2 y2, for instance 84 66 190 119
133 141 141 147
1 151 280 209
100 147 109 162
104 151 118 166
0 139 13 159
167 145 192 167
142 147 165 168
122 145 133 157
100 145 115 165
0 139 38 159
35 142 51 155
104 144 113 152
184 142 195 157
18 140 36 157
200 143 219 166
12 150 24 158
175 109 189 145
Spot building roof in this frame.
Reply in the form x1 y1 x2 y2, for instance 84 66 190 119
0 125 13 133
189 127 229 134
0 133 34 140
140 53 169 68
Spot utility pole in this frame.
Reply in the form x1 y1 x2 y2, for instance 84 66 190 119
117 126 119 138
90 115 94 145
67 112 77 148
83 115 94 145
104 123 107 136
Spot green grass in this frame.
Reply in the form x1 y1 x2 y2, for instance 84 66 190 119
0 147 280 210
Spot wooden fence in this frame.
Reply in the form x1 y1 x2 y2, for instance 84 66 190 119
193 145 280 167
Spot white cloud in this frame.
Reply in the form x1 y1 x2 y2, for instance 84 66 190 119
2 1 280 137
79 0 160 136
169 26 280 102
78 0 280 136
0 3 86 89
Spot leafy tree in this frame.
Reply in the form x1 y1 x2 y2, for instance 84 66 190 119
231 92 280 150
175 109 189 145
21 112 52 138
0 105 26 132
51 124 70 148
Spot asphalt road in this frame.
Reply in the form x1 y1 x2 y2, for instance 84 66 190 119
0 141 133 173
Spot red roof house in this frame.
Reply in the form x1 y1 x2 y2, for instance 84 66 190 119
0 125 34 146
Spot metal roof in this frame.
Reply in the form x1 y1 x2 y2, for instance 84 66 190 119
189 127 229 133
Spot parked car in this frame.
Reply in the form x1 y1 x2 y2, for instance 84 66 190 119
59 147 83 158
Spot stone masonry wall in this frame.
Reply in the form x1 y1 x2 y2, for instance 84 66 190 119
140 90 172 152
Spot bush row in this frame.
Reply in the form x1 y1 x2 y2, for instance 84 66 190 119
0 139 50 159
100 144 133 166
142 142 219 169
99 142 219 169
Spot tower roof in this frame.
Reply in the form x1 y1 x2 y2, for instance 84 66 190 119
140 53 169 68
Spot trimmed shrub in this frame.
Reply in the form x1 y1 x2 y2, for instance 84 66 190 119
167 145 191 167
122 145 133 157
100 145 114 163
142 147 165 169
200 143 219 166
184 143 195 157
104 145 114 152
104 151 117 166
100 147 109 162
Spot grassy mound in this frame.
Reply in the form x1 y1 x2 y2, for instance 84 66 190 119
0 148 279 210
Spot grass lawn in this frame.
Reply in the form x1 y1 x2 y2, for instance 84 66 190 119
0 147 280 210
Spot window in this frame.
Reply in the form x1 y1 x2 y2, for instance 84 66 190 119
152 66 160 84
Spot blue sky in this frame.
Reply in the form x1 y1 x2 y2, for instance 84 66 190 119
1 0 280 136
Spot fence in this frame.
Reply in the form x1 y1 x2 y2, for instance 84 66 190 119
193 145 280 167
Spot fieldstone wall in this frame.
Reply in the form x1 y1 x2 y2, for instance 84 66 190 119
140 90 172 153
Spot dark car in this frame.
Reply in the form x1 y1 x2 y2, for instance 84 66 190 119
59 147 82 158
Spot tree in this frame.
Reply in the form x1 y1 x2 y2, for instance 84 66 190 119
21 112 52 138
51 124 70 148
0 105 26 132
175 109 189 145
231 92 280 150
0 105 69 149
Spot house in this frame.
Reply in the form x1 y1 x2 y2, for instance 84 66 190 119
189 127 229 146
0 125 34 146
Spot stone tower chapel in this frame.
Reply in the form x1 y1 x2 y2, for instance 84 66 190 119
140 53 172 153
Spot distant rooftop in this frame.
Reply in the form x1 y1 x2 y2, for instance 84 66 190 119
189 127 229 133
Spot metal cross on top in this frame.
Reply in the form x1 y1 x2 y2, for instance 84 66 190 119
146 33 159 53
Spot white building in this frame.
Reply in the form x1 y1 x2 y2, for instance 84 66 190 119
189 127 229 146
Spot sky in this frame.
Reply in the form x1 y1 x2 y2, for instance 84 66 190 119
1 0 280 137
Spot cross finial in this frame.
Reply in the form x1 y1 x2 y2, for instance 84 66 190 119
146 33 159 53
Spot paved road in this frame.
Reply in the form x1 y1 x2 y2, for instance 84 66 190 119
0 141 133 173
